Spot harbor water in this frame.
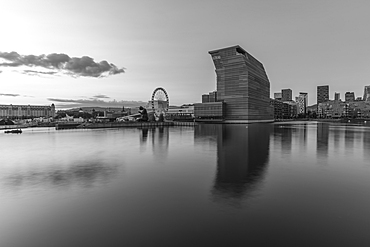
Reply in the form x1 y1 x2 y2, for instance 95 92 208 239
1 122 370 246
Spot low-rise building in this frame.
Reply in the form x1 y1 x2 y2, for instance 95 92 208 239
166 105 194 121
317 100 370 118
0 104 55 119
194 102 224 121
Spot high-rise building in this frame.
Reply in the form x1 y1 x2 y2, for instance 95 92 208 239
281 89 292 101
317 85 329 104
204 45 272 123
274 92 282 100
334 92 340 101
363 85 370 101
345 92 355 102
297 92 308 115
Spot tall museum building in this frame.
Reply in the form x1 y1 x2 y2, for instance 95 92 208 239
195 45 273 123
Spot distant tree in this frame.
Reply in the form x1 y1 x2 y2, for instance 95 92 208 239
158 113 164 122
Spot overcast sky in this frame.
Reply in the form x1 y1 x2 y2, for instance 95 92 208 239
1 0 369 108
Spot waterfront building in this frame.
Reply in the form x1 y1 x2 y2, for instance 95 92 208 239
194 102 224 121
282 101 297 118
209 91 217 102
202 94 210 103
318 101 346 118
317 85 329 105
281 89 292 101
297 92 308 116
166 105 194 121
363 85 370 101
270 99 283 119
274 92 282 100
201 91 217 103
345 92 355 102
346 101 370 118
197 45 273 123
270 99 297 120
317 100 370 118
334 92 340 101
0 103 55 119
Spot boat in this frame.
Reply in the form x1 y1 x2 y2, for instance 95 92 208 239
4 129 22 134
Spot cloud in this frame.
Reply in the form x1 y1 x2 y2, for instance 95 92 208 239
21 70 59 76
0 51 125 78
92 94 110 99
47 97 146 109
0 93 20 97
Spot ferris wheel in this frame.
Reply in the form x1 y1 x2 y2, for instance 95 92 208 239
151 87 169 115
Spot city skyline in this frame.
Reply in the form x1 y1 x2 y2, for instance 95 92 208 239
1 0 370 109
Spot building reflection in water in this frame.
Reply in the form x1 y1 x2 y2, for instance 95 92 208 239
139 127 169 160
273 124 293 155
332 125 341 149
195 124 271 205
297 123 308 150
363 130 370 161
316 123 329 158
141 128 149 143
344 125 355 150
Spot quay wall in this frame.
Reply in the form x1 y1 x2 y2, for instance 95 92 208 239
78 121 197 129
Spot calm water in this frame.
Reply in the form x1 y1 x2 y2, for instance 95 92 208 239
1 123 370 246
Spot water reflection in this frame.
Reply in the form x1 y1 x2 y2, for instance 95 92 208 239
363 130 370 161
345 126 355 149
139 127 169 160
152 127 169 160
332 125 341 149
317 123 329 158
297 123 308 149
140 128 149 143
3 159 119 190
273 124 293 154
195 124 271 205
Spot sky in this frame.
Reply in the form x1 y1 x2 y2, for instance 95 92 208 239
1 0 370 109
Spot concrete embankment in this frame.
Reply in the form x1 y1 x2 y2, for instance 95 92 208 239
65 121 198 129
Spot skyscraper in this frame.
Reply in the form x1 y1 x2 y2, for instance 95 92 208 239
297 92 308 115
208 45 272 122
281 89 292 101
363 85 370 101
334 92 340 101
345 92 355 102
317 85 329 104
